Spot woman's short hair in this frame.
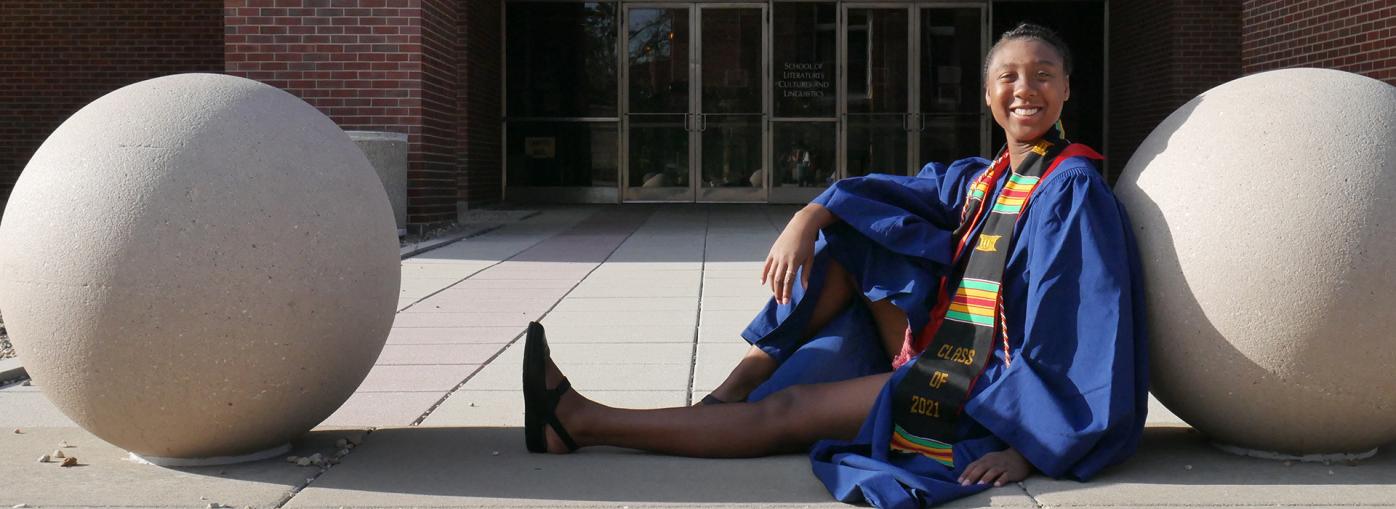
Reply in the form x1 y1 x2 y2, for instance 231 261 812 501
983 23 1074 81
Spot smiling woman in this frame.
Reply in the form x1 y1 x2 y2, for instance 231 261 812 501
983 24 1073 164
521 23 1147 509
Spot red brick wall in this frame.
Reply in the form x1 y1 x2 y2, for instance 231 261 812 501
224 0 459 226
0 1 223 207
1107 0 1242 175
418 0 463 221
459 0 502 207
1242 0 1396 85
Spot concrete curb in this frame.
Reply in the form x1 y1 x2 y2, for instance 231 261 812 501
399 210 541 260
399 223 503 260
0 357 25 383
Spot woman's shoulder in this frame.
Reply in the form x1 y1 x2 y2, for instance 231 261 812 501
1040 146 1109 191
915 156 992 182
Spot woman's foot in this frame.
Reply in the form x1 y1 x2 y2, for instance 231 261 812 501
540 358 589 454
958 447 1033 487
523 322 592 454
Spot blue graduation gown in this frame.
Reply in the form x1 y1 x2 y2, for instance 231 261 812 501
742 156 1148 508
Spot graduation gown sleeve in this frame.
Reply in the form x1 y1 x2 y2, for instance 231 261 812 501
965 161 1149 480
809 158 990 265
741 159 992 357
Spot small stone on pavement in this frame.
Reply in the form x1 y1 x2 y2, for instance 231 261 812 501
51 450 65 459
36 455 48 463
296 457 311 466
60 456 77 467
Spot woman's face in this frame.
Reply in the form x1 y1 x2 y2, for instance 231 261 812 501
984 38 1070 145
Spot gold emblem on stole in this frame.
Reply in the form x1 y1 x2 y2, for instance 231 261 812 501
975 234 1001 252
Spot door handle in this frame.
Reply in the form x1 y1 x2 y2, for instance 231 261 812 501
903 113 913 132
699 114 708 132
683 114 692 132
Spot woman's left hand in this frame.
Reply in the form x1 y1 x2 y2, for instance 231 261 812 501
958 447 1032 487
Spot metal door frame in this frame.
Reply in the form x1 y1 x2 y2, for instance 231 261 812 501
621 3 697 202
695 2 769 203
840 2 916 179
767 1 840 204
915 2 990 163
621 2 769 203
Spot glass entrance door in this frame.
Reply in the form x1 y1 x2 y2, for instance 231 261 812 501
844 5 913 177
624 5 693 201
697 5 766 202
918 6 987 164
623 4 766 202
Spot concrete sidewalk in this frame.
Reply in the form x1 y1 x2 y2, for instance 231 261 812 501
1 205 1392 508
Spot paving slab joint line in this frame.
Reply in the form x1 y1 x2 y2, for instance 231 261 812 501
1015 480 1045 508
274 427 380 509
395 210 592 313
406 208 657 426
684 207 711 406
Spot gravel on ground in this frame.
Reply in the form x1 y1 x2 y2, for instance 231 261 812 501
399 221 464 247
0 312 12 360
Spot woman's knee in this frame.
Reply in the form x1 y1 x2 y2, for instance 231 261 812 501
752 384 821 450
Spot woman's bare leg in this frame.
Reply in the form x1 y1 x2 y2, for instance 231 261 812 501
705 260 858 403
867 298 909 361
545 356 890 456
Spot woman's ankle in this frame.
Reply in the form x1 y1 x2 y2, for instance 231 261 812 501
547 388 594 453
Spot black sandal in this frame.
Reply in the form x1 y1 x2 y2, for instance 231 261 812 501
523 321 579 453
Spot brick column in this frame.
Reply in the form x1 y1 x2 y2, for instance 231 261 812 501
458 0 503 209
224 0 461 227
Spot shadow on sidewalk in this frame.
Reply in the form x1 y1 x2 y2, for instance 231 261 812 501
209 426 1393 505
294 426 835 504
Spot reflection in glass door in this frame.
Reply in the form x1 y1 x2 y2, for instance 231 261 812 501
697 5 766 202
624 6 693 201
844 6 912 177
919 6 987 165
624 4 766 203
770 2 837 203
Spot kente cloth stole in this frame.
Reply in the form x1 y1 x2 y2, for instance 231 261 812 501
889 127 1096 467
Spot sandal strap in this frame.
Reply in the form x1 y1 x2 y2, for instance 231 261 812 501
699 393 726 405
546 378 580 452
700 393 747 405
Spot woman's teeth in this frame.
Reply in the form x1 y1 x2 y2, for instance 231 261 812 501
1012 107 1041 117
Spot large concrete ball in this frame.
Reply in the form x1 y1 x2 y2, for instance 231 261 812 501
1115 69 1396 456
0 74 400 461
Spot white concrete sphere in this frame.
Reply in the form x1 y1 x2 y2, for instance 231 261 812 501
0 74 400 460
1115 69 1396 455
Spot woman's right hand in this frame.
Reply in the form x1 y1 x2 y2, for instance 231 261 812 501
762 205 834 304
